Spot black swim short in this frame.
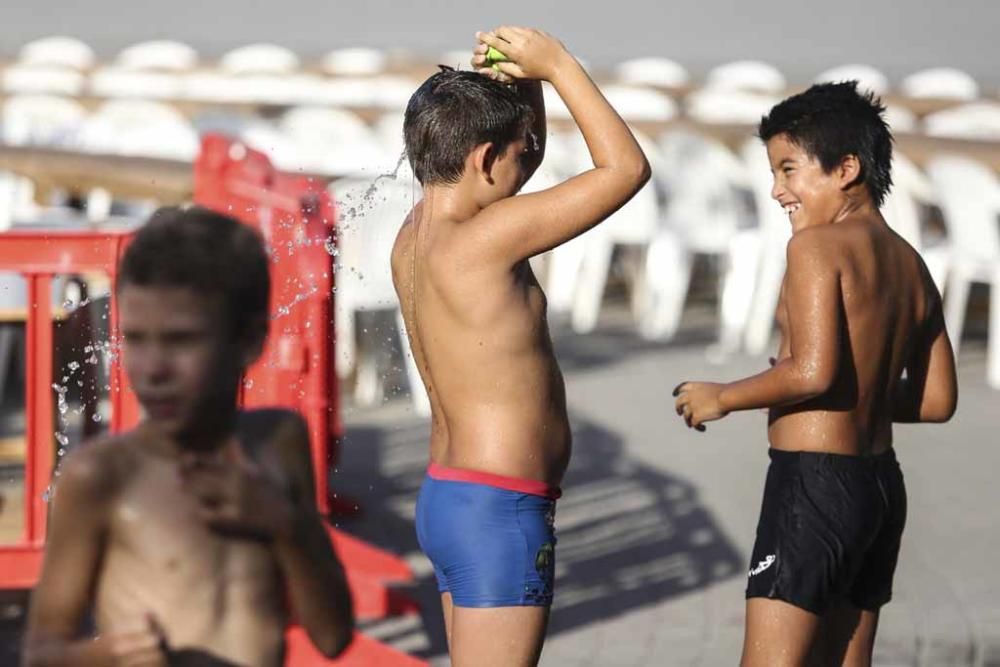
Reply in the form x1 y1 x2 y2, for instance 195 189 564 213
745 448 906 614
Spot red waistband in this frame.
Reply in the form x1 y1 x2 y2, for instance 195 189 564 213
427 462 562 499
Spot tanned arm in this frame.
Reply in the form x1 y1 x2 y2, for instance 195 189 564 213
469 26 650 263
675 229 842 428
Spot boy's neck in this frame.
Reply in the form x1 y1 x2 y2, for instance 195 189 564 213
421 181 485 223
142 411 240 458
830 188 881 226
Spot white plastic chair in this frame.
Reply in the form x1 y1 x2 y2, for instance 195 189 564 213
740 139 791 355
686 88 781 124
88 67 184 99
569 132 664 333
882 154 949 292
332 177 428 413
76 100 199 160
926 156 1000 388
219 43 300 75
278 107 390 176
18 36 95 70
643 131 755 351
0 95 87 227
900 68 979 101
1 95 86 146
923 102 1000 141
321 48 388 76
613 57 689 89
884 105 919 134
116 40 199 71
602 85 678 122
2 65 85 96
814 64 890 95
705 60 786 93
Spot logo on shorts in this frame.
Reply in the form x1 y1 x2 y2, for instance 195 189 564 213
535 542 555 577
749 554 776 577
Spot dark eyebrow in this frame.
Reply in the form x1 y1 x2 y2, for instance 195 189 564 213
779 158 796 167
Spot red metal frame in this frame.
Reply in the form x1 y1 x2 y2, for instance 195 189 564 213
0 138 426 665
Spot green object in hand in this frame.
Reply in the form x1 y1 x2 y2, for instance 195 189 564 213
485 46 509 71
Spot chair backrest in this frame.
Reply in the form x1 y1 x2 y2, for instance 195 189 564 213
706 60 786 93
881 154 935 249
219 43 300 75
116 40 198 71
333 177 418 309
602 85 678 122
923 102 1000 140
321 48 387 76
88 67 183 99
926 155 1000 261
814 64 890 95
1 94 86 146
659 130 750 251
2 64 85 96
613 57 689 88
278 107 389 176
685 88 780 124
78 100 199 160
900 67 979 100
884 105 918 134
18 36 94 70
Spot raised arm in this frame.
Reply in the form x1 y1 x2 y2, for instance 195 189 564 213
893 287 958 423
470 26 650 262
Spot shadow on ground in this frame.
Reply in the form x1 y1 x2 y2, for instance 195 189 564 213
334 411 744 660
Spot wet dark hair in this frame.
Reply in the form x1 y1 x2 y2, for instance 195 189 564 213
117 206 270 339
758 81 893 207
403 66 534 185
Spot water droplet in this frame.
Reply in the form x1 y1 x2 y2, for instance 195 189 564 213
92 414 102 423
243 379 254 389
55 433 69 446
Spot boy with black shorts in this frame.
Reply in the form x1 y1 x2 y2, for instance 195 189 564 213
674 82 958 665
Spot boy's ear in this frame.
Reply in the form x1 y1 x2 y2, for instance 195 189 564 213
469 142 498 184
838 154 863 190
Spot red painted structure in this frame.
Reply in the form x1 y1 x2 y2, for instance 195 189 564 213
0 136 426 665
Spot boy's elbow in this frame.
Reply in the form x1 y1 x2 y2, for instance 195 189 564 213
314 625 354 659
630 156 651 190
796 366 835 400
922 391 958 423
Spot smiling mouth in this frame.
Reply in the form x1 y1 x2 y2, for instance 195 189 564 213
782 203 801 216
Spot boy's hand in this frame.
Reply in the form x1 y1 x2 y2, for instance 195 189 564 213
180 443 295 541
99 614 168 666
473 27 570 84
673 382 729 431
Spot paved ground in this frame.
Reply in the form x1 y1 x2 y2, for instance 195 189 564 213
335 302 1000 666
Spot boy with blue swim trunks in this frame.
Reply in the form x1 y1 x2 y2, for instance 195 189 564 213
392 26 649 666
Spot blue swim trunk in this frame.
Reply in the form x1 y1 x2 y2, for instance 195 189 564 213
415 463 559 608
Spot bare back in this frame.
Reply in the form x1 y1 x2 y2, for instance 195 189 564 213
392 203 571 485
770 216 936 455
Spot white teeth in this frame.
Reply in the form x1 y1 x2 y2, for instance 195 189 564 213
783 203 800 214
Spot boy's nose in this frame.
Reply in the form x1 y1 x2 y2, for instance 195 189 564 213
770 178 784 202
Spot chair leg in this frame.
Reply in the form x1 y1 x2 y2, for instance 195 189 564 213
745 247 786 355
988 274 1000 389
943 273 971 357
638 234 691 341
718 231 761 353
570 239 613 334
335 304 355 380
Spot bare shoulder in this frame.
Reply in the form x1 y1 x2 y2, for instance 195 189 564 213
53 433 138 505
785 226 842 268
390 213 416 285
